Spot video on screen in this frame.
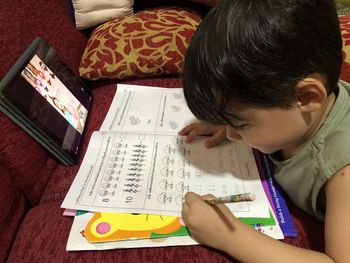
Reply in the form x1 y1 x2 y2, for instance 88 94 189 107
20 55 88 134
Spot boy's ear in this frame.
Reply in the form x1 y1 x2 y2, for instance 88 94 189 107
295 77 328 112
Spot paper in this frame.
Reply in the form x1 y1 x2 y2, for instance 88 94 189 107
61 84 270 218
84 212 189 243
100 84 196 134
66 203 283 251
66 212 197 251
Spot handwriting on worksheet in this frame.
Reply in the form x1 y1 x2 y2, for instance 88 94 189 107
62 131 269 218
62 84 270 218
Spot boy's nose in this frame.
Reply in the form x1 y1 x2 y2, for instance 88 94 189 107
226 126 242 141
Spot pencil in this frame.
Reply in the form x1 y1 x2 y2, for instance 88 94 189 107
205 193 256 205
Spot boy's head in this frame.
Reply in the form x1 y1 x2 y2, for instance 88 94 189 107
183 0 343 125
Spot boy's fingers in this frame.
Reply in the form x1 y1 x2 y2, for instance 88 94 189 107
184 129 199 143
184 192 201 206
205 137 219 148
200 194 216 200
205 132 226 148
178 125 191 135
182 201 190 214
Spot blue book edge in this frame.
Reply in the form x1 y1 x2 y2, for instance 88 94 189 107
253 150 298 238
68 0 77 26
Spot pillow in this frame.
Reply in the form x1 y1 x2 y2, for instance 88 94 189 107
70 0 134 30
340 16 350 63
340 15 350 82
79 7 201 80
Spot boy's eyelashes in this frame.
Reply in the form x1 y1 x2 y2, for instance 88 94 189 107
223 114 249 129
224 118 249 129
227 122 249 129
207 111 249 128
205 117 248 129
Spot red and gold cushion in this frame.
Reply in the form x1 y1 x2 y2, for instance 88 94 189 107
79 7 201 80
340 15 350 82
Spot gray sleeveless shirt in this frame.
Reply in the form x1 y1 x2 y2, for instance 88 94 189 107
271 80 350 221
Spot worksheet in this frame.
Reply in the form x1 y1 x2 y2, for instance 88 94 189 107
100 84 196 134
61 84 270 218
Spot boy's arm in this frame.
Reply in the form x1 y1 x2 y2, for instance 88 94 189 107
182 188 350 263
324 164 350 262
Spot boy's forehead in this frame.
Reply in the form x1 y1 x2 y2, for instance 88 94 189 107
225 98 274 120
225 101 254 120
210 86 258 120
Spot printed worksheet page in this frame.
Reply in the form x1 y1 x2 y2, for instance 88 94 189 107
61 131 270 218
100 84 196 134
62 84 270 218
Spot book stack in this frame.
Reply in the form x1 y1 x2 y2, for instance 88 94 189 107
61 84 296 251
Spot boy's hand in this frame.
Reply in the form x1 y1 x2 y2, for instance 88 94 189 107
178 122 227 148
182 192 237 252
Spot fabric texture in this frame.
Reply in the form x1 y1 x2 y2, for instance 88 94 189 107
0 165 28 261
340 15 350 76
70 0 134 30
339 16 350 83
0 113 58 205
188 0 218 6
79 7 201 80
271 81 350 220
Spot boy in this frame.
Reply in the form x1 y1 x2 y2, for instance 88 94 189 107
179 0 350 262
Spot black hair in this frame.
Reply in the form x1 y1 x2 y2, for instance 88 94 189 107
182 0 343 125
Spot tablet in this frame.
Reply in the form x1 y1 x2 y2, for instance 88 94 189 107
0 37 92 165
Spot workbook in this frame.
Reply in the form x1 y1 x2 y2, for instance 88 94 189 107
65 201 284 251
61 84 272 219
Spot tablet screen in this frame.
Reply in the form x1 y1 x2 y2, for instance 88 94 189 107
0 38 91 164
21 54 89 134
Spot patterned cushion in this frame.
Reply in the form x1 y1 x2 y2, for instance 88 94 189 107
340 15 350 82
79 7 201 80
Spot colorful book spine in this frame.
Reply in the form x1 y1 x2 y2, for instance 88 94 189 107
254 150 297 238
